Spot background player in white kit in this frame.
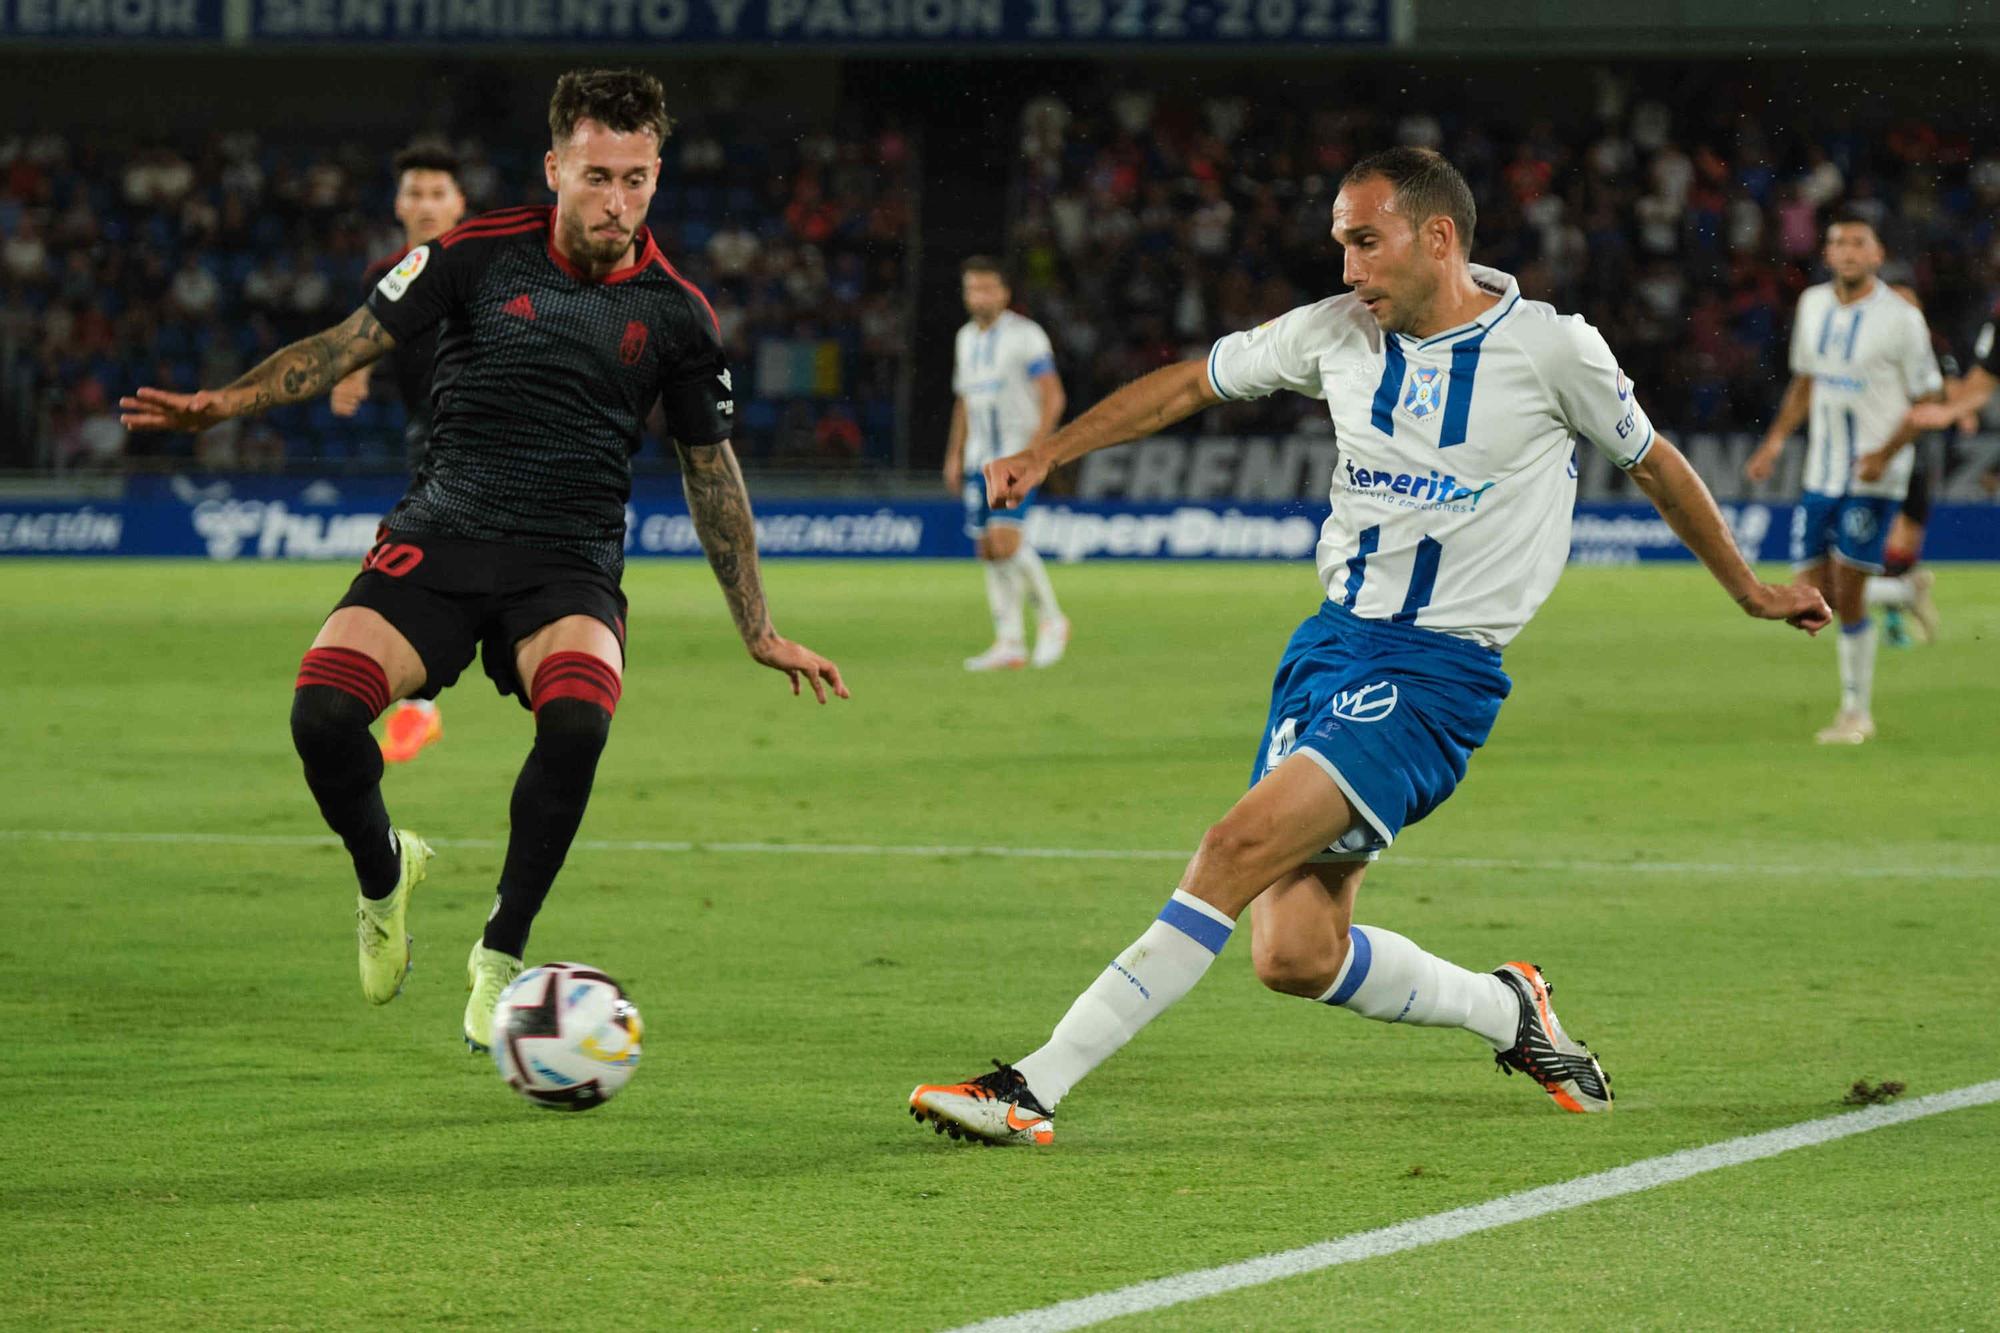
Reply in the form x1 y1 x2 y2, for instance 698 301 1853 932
942 257 1069 670
909 148 1828 1146
1746 211 1943 744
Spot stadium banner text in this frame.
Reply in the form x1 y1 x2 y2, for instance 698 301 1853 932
4 476 1998 563
1 0 1400 43
0 0 223 39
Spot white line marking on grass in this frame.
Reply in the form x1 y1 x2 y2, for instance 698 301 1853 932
1 828 1993 881
946 1078 2000 1333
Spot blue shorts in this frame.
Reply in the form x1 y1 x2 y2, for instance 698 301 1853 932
963 473 1033 538
1791 492 1899 573
1251 601 1512 860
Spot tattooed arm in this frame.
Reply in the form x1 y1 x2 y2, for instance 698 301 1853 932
676 438 850 704
120 306 397 433
678 438 774 644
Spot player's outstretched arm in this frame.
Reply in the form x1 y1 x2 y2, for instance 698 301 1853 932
676 439 849 704
1630 435 1831 635
984 358 1218 509
120 305 397 433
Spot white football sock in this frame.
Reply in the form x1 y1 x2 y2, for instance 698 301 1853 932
1838 619 1876 716
1864 576 1913 609
1010 542 1063 621
1315 924 1519 1050
404 698 438 715
982 558 1025 647
1014 889 1233 1108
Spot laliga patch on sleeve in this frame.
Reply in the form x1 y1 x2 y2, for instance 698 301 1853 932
376 247 430 302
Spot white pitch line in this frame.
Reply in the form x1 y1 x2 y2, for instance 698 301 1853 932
0 828 1993 881
947 1078 2000 1333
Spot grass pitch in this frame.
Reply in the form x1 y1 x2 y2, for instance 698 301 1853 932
2 558 1996 1330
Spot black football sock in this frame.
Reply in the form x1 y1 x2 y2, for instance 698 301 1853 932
483 694 613 958
291 652 399 899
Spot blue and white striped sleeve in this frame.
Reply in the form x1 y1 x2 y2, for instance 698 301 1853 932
1206 302 1328 402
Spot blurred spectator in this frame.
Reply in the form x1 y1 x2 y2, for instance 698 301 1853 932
5 115 917 472
1007 80 2000 442
169 258 221 320
3 217 46 285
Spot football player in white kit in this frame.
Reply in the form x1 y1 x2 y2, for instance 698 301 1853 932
909 149 1828 1146
1746 211 1943 744
943 257 1070 670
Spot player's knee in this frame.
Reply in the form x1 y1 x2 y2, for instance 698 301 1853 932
1252 928 1345 998
533 697 611 775
290 684 374 764
1195 817 1268 883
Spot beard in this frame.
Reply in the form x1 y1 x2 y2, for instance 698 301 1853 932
564 213 633 267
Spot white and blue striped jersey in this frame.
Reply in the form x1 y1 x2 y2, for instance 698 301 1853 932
1787 281 1941 500
1207 265 1654 650
953 310 1057 471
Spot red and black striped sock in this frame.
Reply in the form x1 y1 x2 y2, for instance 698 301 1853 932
292 647 399 899
482 655 618 957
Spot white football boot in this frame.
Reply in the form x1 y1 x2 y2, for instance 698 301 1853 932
909 1061 1055 1145
1815 711 1876 745
1031 616 1070 668
964 642 1027 672
1491 962 1613 1114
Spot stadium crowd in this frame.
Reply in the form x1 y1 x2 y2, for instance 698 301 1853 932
7 73 2000 478
1005 82 2000 441
0 119 915 472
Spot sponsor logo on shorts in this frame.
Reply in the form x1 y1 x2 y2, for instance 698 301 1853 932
1263 717 1298 776
1841 504 1878 541
1329 681 1399 724
375 246 429 302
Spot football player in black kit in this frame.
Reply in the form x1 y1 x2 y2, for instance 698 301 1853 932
334 142 467 764
121 68 849 1051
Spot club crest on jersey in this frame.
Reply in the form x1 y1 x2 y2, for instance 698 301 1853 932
1401 365 1446 421
375 247 428 302
619 320 648 366
1329 681 1399 724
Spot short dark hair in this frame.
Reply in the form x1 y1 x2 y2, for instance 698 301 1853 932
548 68 673 149
392 142 460 181
1340 147 1477 254
1826 205 1880 238
960 255 1010 283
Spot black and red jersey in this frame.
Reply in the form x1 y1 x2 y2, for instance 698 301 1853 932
364 205 734 579
360 245 440 436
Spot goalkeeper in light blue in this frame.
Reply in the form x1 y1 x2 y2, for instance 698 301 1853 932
909 147 1832 1146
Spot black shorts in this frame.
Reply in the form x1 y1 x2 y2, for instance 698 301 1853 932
334 529 626 709
1899 457 1932 526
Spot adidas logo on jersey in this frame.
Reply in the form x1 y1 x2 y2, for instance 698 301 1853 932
502 294 537 321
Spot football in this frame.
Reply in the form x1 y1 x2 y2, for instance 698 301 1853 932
490 963 644 1112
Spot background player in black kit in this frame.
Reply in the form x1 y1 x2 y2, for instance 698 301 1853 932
333 142 467 764
121 68 849 1051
